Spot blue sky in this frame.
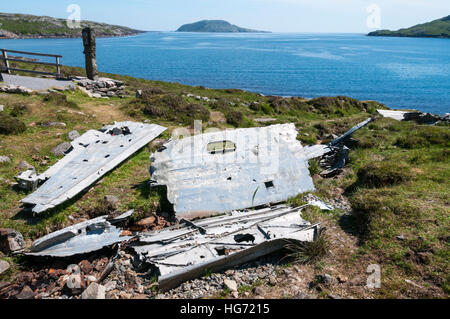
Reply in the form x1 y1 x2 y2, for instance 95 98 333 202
1 0 449 32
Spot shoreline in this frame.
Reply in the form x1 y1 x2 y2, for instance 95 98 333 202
0 31 147 40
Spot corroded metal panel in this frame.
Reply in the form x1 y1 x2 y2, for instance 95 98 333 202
20 122 167 214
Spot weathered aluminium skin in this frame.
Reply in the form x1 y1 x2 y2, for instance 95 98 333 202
18 122 167 214
149 120 372 219
149 124 318 219
26 212 134 257
133 204 319 291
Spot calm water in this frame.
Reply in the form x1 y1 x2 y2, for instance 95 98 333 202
1 33 449 114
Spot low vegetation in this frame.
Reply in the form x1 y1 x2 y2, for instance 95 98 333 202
0 12 144 38
284 228 330 265
368 15 450 38
0 63 448 298
0 112 26 135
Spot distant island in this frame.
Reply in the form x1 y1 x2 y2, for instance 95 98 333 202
368 15 450 39
0 12 145 39
177 20 269 33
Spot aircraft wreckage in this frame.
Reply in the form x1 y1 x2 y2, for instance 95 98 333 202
149 118 372 219
23 118 372 289
16 121 167 214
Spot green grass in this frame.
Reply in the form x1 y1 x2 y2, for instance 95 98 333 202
284 228 330 265
0 63 448 298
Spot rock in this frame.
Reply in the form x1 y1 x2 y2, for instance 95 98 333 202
328 294 342 299
223 279 238 292
315 274 333 285
119 292 133 299
104 195 119 209
0 105 3 112
253 287 265 296
231 291 239 298
0 259 10 275
67 130 80 141
104 281 117 292
41 122 66 127
15 285 36 299
51 142 72 156
0 228 26 253
268 276 277 286
293 291 312 299
78 260 93 275
136 216 156 227
337 275 348 284
396 235 406 241
81 283 106 299
136 90 142 98
17 160 33 170
0 156 11 165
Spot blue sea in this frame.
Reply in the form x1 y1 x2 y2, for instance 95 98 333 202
1 32 449 114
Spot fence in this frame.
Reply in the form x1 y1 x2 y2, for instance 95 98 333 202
0 48 63 77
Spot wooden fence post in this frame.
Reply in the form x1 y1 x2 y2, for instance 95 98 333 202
82 27 99 80
2 49 11 74
56 56 61 76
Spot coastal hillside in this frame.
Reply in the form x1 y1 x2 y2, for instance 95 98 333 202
0 61 448 299
177 20 268 33
0 12 145 39
368 15 450 38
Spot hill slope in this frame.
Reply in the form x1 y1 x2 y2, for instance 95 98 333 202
177 20 268 33
368 15 450 38
0 12 145 39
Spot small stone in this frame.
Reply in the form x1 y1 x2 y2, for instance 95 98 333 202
78 260 93 275
328 294 342 299
41 122 66 127
81 283 106 299
225 270 235 276
0 228 26 253
104 281 117 292
231 291 239 298
0 105 3 112
51 142 72 156
268 276 277 286
15 285 36 299
104 195 119 209
119 292 133 299
17 160 33 170
337 275 348 284
316 274 333 285
67 130 80 141
0 156 11 165
253 287 265 296
136 216 156 227
136 90 142 98
293 291 312 299
223 279 238 292
0 259 10 275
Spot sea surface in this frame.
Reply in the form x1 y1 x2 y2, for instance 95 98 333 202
1 33 449 114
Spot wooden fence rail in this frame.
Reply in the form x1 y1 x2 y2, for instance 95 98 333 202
0 48 63 77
